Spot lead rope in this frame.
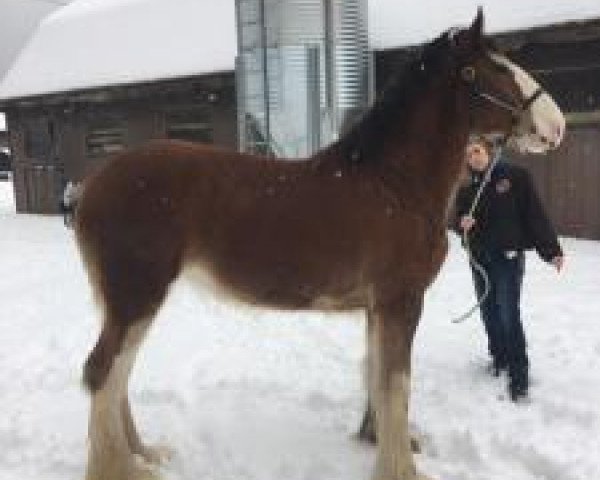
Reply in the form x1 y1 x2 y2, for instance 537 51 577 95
452 139 505 324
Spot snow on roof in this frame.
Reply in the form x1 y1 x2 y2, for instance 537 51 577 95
0 0 237 101
1 0 600 101
369 0 600 50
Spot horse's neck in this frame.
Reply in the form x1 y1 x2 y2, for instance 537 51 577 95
380 86 469 222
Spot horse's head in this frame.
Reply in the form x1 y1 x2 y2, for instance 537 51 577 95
450 9 565 153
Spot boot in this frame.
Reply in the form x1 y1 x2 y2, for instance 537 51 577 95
508 369 529 402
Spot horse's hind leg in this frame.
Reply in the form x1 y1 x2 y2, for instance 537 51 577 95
85 318 160 480
122 388 173 464
82 251 181 480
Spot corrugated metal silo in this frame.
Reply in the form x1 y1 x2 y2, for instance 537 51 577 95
236 0 372 157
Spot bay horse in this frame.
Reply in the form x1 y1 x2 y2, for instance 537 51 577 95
75 11 564 480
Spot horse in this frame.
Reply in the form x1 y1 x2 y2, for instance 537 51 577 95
74 10 564 480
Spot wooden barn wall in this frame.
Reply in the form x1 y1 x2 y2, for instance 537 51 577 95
506 35 600 240
510 37 600 113
4 73 237 214
511 124 600 241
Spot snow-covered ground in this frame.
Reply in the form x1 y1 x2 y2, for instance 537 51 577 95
0 180 598 480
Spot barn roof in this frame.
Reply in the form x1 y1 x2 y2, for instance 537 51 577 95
0 0 237 101
1 0 600 101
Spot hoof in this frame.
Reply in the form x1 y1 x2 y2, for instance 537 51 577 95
371 468 433 480
357 406 377 444
85 453 162 480
356 426 377 445
138 444 174 465
131 455 163 480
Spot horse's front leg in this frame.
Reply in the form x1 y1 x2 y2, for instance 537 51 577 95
370 291 427 480
359 309 422 451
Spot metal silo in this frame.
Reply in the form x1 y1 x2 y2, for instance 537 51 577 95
236 0 372 157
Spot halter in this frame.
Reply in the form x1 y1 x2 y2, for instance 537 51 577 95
461 64 546 134
472 84 544 118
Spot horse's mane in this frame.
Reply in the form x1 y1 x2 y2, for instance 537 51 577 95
331 31 456 165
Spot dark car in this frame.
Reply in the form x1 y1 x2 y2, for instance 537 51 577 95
0 151 12 180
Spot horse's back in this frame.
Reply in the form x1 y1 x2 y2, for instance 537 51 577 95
75 139 234 234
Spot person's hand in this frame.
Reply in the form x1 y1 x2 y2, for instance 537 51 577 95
459 215 476 233
551 255 564 272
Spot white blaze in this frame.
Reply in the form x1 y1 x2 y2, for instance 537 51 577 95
490 52 566 153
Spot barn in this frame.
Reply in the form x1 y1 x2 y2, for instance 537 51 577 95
0 0 238 214
0 0 599 240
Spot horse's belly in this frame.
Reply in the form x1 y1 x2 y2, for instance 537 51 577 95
181 261 364 311
182 261 261 306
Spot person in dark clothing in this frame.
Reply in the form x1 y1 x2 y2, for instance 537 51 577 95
454 137 564 401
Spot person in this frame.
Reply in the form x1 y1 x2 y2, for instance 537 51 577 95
59 180 82 228
453 136 564 402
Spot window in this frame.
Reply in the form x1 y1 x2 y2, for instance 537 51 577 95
85 116 126 157
166 109 213 144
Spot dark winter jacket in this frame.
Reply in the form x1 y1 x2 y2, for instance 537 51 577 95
452 161 562 262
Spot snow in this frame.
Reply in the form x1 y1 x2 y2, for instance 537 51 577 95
0 179 599 480
0 113 5 131
0 0 237 101
369 0 600 49
2 0 600 101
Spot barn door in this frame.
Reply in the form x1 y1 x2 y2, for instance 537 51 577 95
21 164 62 214
19 117 62 214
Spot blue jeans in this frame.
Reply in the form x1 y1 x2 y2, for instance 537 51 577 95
471 251 528 385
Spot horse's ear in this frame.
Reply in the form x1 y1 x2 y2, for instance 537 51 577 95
469 7 484 40
453 7 484 54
